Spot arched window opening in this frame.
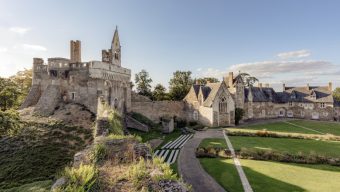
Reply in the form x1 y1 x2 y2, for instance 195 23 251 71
219 96 228 113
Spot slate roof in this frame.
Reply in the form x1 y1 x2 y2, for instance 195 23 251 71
245 87 279 102
202 83 222 107
281 86 333 103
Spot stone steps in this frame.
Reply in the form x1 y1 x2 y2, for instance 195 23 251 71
154 134 193 164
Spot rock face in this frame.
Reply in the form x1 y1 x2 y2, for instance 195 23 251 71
157 180 189 192
51 177 66 191
133 143 152 160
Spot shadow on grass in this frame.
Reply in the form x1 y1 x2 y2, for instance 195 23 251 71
200 158 306 192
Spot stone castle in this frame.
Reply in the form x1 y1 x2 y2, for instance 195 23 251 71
21 28 131 116
21 29 339 128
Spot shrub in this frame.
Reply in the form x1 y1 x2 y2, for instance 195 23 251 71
235 108 244 125
0 109 22 136
57 164 98 192
108 109 124 135
92 143 107 163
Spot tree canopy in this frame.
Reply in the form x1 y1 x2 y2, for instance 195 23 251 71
134 70 153 98
194 77 219 85
333 87 340 102
152 84 169 101
238 72 259 87
169 71 193 100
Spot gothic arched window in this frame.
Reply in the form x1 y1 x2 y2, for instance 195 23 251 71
219 96 228 113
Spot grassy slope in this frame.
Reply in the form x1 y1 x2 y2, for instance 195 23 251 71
2 180 52 192
240 120 340 135
199 158 243 192
241 160 340 192
229 136 340 157
0 122 92 189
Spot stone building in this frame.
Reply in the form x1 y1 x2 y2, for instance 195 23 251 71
183 71 336 126
21 28 131 116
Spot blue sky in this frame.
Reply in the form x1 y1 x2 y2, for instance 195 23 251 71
1 0 340 91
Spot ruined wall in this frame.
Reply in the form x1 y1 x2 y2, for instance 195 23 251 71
131 101 187 122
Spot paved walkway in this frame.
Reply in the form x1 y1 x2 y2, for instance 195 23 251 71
223 130 253 192
178 129 226 192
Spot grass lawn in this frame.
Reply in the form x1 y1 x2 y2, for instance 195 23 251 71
239 120 340 136
241 160 340 192
229 136 340 157
199 138 227 148
199 158 243 192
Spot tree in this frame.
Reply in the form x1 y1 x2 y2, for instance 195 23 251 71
0 78 21 111
238 72 259 87
9 69 32 104
135 70 152 97
235 108 244 125
169 71 193 100
152 84 169 101
333 87 340 102
194 77 219 85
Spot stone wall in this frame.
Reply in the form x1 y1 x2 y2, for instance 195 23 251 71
131 101 187 122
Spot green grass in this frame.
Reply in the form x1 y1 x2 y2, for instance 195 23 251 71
229 136 340 158
239 120 340 136
199 158 243 192
0 122 92 189
2 180 52 192
241 160 340 192
128 128 182 150
199 138 227 148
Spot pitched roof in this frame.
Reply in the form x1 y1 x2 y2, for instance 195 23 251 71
202 83 222 107
282 86 333 103
245 87 279 102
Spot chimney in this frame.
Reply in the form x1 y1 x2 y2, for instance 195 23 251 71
258 83 262 88
228 72 234 88
70 40 81 63
329 82 333 91
283 83 286 91
265 83 269 88
307 83 310 90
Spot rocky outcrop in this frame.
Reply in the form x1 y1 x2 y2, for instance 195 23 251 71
34 84 61 116
20 84 41 109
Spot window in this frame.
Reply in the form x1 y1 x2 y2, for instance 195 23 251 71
71 92 76 100
320 103 325 108
219 96 228 113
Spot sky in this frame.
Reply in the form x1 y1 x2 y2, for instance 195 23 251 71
1 0 340 91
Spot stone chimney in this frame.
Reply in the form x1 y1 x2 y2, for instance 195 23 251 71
306 83 310 90
228 72 234 88
258 83 262 88
283 83 286 91
329 82 333 91
70 40 81 63
265 83 269 88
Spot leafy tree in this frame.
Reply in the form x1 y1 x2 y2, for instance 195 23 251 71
333 87 340 102
194 77 219 85
169 71 193 100
238 72 259 87
152 84 169 101
0 78 21 111
0 109 22 136
135 70 152 97
235 108 244 125
9 69 32 104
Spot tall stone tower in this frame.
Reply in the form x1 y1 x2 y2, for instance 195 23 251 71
70 40 81 63
111 27 121 66
235 76 245 109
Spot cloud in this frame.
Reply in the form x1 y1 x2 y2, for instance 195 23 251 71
194 67 227 80
21 44 47 51
0 47 8 53
9 27 30 35
277 49 311 59
229 60 332 78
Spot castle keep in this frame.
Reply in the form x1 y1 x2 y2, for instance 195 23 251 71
21 28 131 116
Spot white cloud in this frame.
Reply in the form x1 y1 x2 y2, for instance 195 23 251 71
9 27 30 35
21 44 47 51
0 47 7 53
277 49 311 59
194 67 227 80
229 60 332 78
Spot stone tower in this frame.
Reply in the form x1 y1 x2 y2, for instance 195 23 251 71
70 40 81 63
111 27 121 66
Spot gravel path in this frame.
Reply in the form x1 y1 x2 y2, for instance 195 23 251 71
178 130 226 192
